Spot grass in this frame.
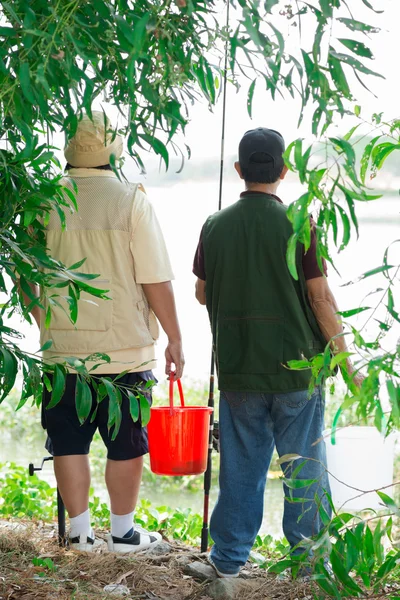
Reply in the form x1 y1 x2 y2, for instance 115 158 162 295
0 520 317 600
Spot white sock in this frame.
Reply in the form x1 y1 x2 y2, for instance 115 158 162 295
69 509 91 538
111 511 135 538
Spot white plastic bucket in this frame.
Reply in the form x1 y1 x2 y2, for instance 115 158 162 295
324 426 395 511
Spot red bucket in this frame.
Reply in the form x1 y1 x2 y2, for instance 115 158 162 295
147 379 213 476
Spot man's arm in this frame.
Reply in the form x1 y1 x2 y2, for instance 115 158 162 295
195 278 206 305
142 282 184 379
193 225 207 305
306 276 363 386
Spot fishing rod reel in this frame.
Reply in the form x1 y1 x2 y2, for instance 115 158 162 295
28 456 53 476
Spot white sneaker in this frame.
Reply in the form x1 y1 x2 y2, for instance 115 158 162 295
208 555 240 578
107 526 161 554
69 529 95 552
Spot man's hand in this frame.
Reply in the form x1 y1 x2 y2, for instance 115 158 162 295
346 360 365 389
165 339 185 379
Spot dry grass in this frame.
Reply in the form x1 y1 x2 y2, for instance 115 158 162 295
0 521 314 600
0 520 397 600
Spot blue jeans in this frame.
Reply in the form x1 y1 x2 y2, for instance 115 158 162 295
210 387 331 575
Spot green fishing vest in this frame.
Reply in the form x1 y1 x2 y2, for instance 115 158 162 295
203 194 326 393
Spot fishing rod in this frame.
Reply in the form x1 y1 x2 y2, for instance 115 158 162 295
200 0 230 554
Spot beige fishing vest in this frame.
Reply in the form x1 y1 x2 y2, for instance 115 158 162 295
40 171 160 366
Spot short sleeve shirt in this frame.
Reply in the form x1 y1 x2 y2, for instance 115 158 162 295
130 188 174 284
193 191 327 281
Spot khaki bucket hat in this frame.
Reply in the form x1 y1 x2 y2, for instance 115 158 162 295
64 111 123 168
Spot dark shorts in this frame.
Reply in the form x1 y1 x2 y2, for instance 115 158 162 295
42 371 154 461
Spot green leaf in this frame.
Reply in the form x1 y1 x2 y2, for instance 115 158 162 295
40 340 53 352
284 477 318 489
75 376 92 425
337 18 379 34
330 137 356 166
286 359 311 370
19 62 36 104
267 559 293 574
139 133 169 170
339 39 374 59
336 204 351 250
0 26 17 36
110 389 123 440
360 0 383 13
387 289 400 322
386 380 400 422
102 377 118 405
86 352 111 366
371 142 400 170
343 124 360 141
100 378 122 438
78 282 110 298
286 234 299 281
277 454 303 465
294 139 303 173
329 50 384 78
46 364 66 409
360 135 381 183
338 306 371 318
2 2 22 24
139 392 151 426
364 525 375 563
204 60 216 105
265 0 280 11
45 306 52 329
116 15 135 46
268 22 284 54
132 13 151 54
319 0 333 18
68 284 78 324
283 140 296 171
0 348 18 402
128 391 140 422
375 553 400 583
68 258 87 271
330 351 353 370
331 547 364 594
247 79 256 118
342 264 394 286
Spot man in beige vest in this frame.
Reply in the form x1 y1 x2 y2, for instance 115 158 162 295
40 112 184 553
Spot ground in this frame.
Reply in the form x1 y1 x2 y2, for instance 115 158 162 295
0 520 316 600
0 520 397 600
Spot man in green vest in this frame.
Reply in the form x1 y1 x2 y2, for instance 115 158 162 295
193 128 363 578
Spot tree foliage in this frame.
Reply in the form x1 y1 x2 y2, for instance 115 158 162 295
0 1 399 594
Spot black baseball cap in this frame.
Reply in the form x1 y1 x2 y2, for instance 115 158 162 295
238 128 285 178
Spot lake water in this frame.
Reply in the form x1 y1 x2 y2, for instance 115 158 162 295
1 179 399 540
0 427 285 538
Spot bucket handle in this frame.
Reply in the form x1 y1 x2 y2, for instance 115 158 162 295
169 376 185 415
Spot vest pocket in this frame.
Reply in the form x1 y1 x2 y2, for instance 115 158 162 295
217 315 283 375
46 279 113 333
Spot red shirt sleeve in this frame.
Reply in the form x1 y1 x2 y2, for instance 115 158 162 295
302 220 327 280
193 226 206 281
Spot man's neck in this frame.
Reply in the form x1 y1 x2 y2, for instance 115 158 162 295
245 183 279 195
